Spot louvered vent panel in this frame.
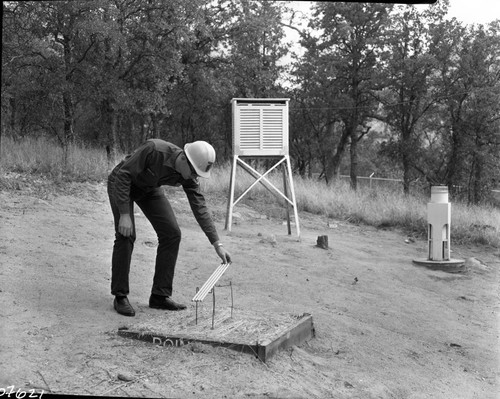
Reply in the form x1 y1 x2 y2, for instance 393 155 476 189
232 98 289 156
262 108 284 149
239 108 261 150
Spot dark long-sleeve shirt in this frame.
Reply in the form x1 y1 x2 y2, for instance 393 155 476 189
109 139 219 244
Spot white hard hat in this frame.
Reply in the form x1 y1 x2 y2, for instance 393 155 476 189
184 141 216 178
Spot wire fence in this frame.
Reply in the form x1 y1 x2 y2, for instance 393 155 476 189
338 174 500 205
339 174 404 190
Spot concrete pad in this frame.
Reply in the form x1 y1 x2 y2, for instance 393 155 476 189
412 258 466 273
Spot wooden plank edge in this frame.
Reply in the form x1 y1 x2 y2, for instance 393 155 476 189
117 329 260 358
256 314 315 362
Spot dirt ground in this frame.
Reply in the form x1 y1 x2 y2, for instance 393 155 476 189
1 178 499 398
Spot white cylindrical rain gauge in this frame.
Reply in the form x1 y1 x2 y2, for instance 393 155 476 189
413 186 465 272
430 185 449 204
428 186 451 261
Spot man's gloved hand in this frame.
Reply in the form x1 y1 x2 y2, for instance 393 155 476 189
214 242 232 264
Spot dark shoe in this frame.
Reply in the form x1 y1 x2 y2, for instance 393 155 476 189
114 296 135 317
149 294 187 311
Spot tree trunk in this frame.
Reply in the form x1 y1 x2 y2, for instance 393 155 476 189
61 34 75 169
110 109 118 163
9 97 16 135
297 158 306 177
150 112 161 139
349 128 358 191
400 113 412 195
402 146 411 195
102 99 118 168
141 114 150 143
446 124 462 188
62 91 74 168
325 127 350 184
307 152 313 179
470 131 487 205
472 154 483 204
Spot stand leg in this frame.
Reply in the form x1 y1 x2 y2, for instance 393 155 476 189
225 156 238 231
285 155 300 238
224 155 300 237
282 162 291 235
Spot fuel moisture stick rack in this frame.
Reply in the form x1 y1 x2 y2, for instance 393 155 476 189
192 263 230 302
192 263 232 328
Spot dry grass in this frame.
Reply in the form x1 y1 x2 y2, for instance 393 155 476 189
203 160 500 248
0 136 111 182
1 136 499 248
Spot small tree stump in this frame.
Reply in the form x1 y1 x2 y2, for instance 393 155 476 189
316 235 328 249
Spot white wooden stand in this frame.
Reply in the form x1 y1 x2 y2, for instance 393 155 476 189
224 155 300 237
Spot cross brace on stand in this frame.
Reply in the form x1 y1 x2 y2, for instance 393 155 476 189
224 155 300 237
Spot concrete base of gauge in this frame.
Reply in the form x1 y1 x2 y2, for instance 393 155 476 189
412 258 466 273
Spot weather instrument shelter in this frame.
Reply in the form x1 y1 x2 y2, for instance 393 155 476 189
225 98 300 237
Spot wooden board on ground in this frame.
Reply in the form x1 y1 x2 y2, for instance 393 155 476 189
117 307 314 362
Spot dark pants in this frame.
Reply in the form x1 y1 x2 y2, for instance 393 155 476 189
107 178 181 298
